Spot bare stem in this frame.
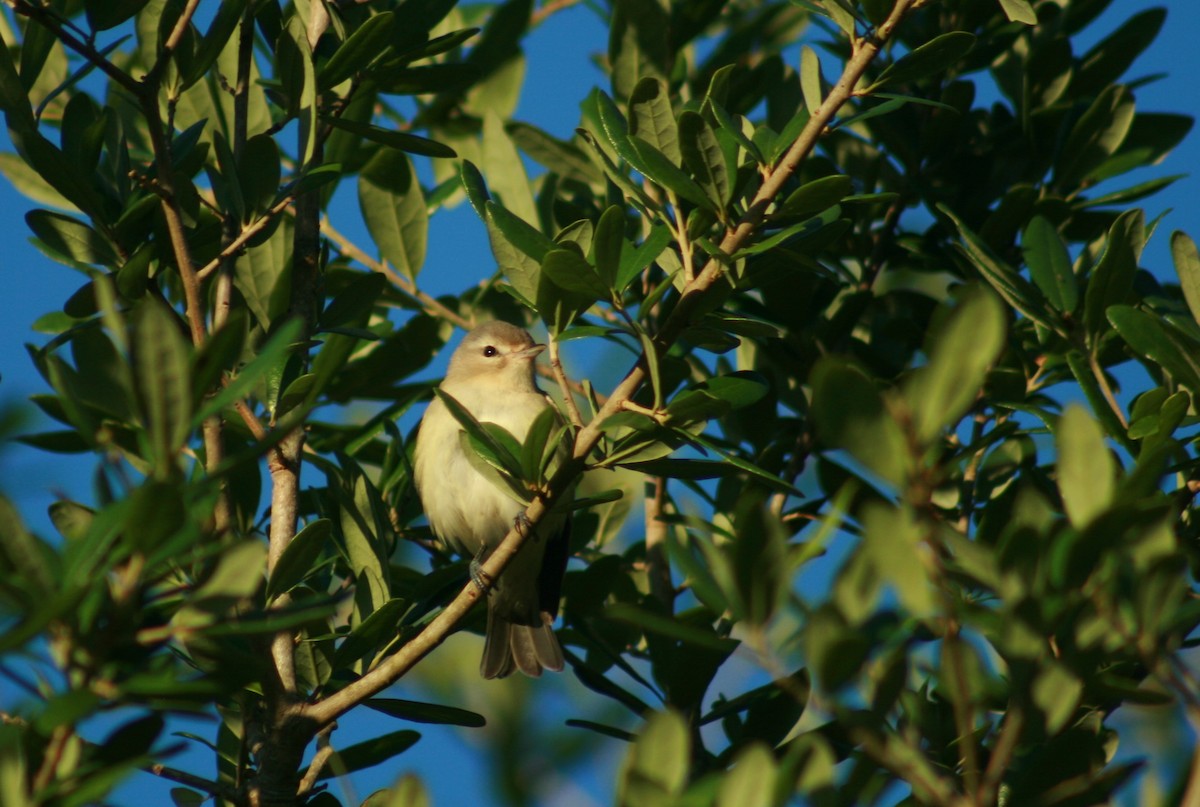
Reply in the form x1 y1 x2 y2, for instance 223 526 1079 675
6 1 141 95
548 337 585 428
144 762 239 801
320 218 472 329
644 475 674 608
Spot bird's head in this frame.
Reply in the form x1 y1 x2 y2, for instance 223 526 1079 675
444 321 545 390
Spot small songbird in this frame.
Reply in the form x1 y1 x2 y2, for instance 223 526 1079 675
414 322 569 678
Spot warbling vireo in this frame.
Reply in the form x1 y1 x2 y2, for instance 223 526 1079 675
414 322 569 678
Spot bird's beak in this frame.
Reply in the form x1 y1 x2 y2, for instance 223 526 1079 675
517 343 546 360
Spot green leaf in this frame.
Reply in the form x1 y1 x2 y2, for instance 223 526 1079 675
48 500 94 542
542 248 608 299
1058 85 1136 188
607 603 738 652
628 77 680 165
616 225 672 293
939 205 1057 330
779 175 853 219
195 540 266 602
434 389 527 484
865 32 976 92
318 731 421 780
25 210 116 265
483 112 539 226
365 698 486 728
624 136 716 212
678 111 730 214
333 598 408 668
903 288 1006 444
132 300 193 478
266 519 332 601
1022 216 1079 313
997 0 1038 25
359 149 428 280
593 205 626 291
319 12 395 90
193 318 303 426
85 0 151 31
1032 662 1083 735
323 117 457 158
185 0 248 89
280 14 317 165
717 744 777 807
1084 209 1141 340
1172 231 1200 327
1109 305 1200 395
667 372 768 424
618 711 690 805
811 359 908 487
507 122 602 184
1056 405 1116 527
800 45 824 115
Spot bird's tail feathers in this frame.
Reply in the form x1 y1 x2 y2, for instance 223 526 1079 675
482 608 563 679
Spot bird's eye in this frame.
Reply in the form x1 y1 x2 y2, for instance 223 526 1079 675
482 345 498 357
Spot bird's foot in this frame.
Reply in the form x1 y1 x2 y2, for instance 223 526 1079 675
469 546 493 593
513 511 534 540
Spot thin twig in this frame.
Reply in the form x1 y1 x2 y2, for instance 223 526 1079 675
644 475 674 607
977 707 1023 806
144 762 239 801
296 724 337 797
531 0 580 26
6 1 141 95
1089 351 1129 430
196 196 297 282
320 218 472 329
548 337 585 428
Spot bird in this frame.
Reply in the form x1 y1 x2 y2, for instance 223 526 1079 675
413 321 569 678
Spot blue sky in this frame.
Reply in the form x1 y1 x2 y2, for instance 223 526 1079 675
2 1 1199 805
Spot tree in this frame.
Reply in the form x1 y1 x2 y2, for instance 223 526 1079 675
0 0 1197 804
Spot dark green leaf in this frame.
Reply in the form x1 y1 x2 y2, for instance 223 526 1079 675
26 210 116 265
323 117 456 158
365 698 486 728
678 111 730 214
1023 216 1079 313
866 32 976 92
1084 209 1141 339
319 12 396 90
266 519 332 600
542 248 608 299
317 731 421 780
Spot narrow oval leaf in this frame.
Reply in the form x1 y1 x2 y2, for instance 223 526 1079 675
266 519 332 601
904 288 1006 444
1172 231 1200 326
867 32 976 92
1056 405 1116 527
678 110 730 214
359 149 428 280
132 300 193 477
365 698 486 728
318 12 396 90
1023 216 1078 313
317 730 421 780
323 117 457 158
628 77 680 165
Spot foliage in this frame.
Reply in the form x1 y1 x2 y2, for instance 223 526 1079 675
0 0 1198 805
